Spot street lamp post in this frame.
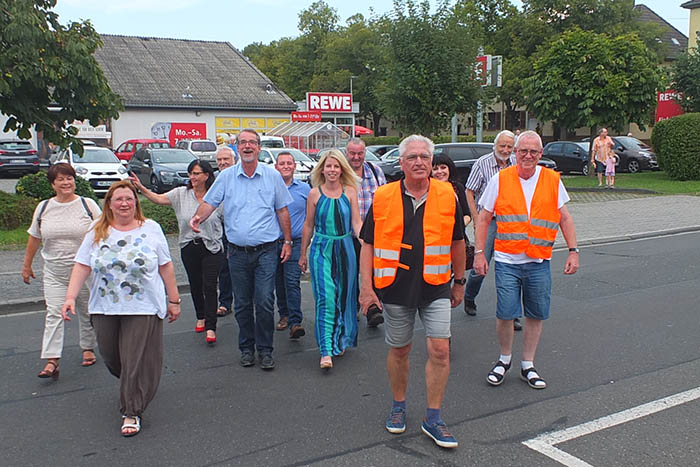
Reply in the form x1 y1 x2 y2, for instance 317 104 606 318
350 75 357 138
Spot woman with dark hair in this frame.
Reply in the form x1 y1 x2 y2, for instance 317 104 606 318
62 180 180 437
22 163 101 380
130 160 224 344
431 154 471 231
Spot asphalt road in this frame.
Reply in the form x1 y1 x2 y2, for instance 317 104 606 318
1 232 699 466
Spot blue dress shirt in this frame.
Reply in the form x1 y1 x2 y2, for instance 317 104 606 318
280 179 310 240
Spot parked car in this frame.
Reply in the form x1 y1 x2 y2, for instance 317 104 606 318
376 143 556 184
114 139 170 162
52 145 128 195
127 148 196 193
260 136 285 148
543 141 591 175
580 136 658 173
175 139 218 165
257 148 316 182
366 145 398 157
0 139 40 176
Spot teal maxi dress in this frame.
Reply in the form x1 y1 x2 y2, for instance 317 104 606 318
309 187 358 357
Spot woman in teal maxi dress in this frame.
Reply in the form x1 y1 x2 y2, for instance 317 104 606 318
299 150 362 369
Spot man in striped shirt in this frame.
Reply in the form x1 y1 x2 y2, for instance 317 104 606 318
463 130 522 330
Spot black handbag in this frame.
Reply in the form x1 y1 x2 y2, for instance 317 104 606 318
465 238 475 270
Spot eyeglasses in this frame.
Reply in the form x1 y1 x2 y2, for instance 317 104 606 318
189 171 205 176
238 140 259 146
403 154 432 162
112 197 135 204
516 149 542 157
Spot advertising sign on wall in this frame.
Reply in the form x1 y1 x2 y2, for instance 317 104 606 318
291 111 322 122
656 90 684 122
306 92 353 113
151 122 206 146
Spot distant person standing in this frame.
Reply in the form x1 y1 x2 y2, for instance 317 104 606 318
190 129 293 371
345 137 386 327
274 152 310 339
227 135 239 162
592 128 614 187
215 147 235 317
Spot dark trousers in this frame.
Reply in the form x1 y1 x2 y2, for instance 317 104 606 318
181 241 224 331
275 239 303 327
92 314 163 417
218 235 233 310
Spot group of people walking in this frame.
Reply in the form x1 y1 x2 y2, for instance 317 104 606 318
23 128 579 447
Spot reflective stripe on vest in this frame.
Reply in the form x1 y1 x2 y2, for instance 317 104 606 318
372 180 456 288
494 166 561 259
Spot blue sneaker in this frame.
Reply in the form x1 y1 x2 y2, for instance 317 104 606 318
385 407 406 434
421 419 458 448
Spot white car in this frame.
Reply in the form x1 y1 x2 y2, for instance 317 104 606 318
175 139 218 166
258 148 315 182
53 145 128 195
260 135 285 148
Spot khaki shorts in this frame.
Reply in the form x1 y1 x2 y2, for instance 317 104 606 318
383 298 452 347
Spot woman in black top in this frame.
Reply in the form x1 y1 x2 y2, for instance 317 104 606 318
431 154 471 237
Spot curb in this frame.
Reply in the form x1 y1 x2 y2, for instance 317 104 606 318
566 187 658 194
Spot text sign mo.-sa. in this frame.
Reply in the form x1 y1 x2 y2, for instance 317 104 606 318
306 92 353 113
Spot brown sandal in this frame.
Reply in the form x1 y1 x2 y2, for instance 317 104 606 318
38 360 59 380
82 350 97 367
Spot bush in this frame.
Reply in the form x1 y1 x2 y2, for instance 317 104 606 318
651 113 700 180
0 191 39 230
140 198 178 234
15 171 98 201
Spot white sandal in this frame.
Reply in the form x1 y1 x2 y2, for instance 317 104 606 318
121 415 141 437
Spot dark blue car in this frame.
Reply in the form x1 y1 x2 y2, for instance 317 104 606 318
127 148 196 193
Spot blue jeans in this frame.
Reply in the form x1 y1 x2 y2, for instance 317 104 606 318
494 260 551 320
465 218 497 301
275 240 303 327
228 243 278 355
218 236 233 310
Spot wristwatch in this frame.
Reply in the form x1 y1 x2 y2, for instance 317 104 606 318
453 277 467 285
169 297 182 305
568 247 580 253
284 240 293 245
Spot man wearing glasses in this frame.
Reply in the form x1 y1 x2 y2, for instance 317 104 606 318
473 130 579 390
190 129 293 371
359 135 465 449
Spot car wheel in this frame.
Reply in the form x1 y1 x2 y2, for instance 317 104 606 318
627 159 640 173
581 163 589 176
150 175 161 193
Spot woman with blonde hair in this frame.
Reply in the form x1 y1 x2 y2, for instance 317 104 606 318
299 150 362 369
62 180 180 437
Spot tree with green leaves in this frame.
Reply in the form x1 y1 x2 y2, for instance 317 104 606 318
671 33 700 113
523 28 664 138
378 0 480 136
0 0 123 150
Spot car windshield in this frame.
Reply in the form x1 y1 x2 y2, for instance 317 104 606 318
153 150 196 164
365 150 379 161
273 149 313 162
0 141 33 150
615 136 649 150
72 148 119 163
261 140 285 148
191 141 216 152
383 148 400 161
574 142 590 151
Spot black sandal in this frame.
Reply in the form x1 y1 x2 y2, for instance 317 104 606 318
521 366 547 389
486 360 510 386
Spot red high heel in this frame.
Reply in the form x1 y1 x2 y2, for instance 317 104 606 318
206 331 216 344
195 323 205 333
38 360 59 380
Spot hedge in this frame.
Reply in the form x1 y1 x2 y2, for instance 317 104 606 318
361 134 496 146
15 171 98 201
651 113 700 181
140 199 178 235
0 191 39 230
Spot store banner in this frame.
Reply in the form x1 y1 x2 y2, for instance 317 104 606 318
151 122 206 146
291 111 322 122
656 90 684 122
306 92 353 113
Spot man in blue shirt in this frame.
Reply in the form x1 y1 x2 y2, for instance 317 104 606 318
191 129 293 370
273 152 310 339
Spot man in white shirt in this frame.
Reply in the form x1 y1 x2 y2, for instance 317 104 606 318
473 131 579 390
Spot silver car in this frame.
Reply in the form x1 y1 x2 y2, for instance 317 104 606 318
175 139 217 166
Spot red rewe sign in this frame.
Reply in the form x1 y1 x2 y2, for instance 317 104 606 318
306 92 353 113
170 122 206 145
291 110 322 122
656 90 684 122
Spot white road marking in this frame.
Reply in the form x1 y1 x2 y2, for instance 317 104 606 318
523 386 700 466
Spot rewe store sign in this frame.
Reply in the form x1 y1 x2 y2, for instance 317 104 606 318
306 92 353 113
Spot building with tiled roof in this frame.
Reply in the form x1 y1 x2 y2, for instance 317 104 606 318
634 4 688 60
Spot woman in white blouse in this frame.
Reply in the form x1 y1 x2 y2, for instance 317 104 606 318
62 180 180 437
22 163 101 380
129 160 224 344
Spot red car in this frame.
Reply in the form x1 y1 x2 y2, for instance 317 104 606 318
114 139 171 161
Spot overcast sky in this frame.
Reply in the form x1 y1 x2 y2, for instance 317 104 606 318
54 0 691 51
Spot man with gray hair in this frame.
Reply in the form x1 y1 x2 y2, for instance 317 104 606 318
463 130 522 331
359 134 465 448
346 137 387 327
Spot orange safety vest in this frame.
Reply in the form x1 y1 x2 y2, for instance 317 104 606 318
494 166 561 259
372 180 456 289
